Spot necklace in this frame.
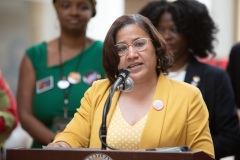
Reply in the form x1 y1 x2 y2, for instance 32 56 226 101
57 38 86 118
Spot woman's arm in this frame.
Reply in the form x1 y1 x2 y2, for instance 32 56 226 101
17 55 55 145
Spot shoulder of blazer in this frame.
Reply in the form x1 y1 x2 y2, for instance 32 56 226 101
231 43 240 55
85 79 111 102
185 56 228 83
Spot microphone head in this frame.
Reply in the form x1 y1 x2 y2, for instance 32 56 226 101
123 77 134 92
116 77 134 92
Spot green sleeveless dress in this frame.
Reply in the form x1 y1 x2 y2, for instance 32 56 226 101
26 41 105 148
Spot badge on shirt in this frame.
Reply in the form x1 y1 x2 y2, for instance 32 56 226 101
36 76 53 94
83 71 101 85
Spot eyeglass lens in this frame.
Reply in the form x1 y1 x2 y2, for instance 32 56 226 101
115 38 149 56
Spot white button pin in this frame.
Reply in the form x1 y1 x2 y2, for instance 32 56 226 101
153 100 164 111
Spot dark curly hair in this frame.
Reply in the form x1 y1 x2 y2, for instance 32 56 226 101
139 0 218 58
103 14 173 84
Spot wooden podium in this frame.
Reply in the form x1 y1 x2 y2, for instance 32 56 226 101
6 148 214 160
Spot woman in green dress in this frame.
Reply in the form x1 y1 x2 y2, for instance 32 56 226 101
17 0 105 148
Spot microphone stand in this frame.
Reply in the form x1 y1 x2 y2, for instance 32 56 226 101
100 87 114 149
100 69 130 150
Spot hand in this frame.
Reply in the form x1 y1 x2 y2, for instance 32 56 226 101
47 141 71 147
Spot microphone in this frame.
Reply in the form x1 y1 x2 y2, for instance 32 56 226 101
111 69 131 93
117 77 134 92
100 68 131 150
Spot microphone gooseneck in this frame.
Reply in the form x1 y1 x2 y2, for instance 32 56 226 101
100 68 132 150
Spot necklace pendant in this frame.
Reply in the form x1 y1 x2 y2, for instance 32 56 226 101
68 72 81 84
57 77 70 89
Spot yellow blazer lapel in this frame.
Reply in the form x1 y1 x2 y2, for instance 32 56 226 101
140 74 170 149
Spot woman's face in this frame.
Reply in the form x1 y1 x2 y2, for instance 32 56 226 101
116 24 157 83
56 0 92 32
157 12 188 62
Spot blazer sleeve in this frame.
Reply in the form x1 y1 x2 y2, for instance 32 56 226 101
226 43 240 107
53 79 110 148
186 90 214 159
53 85 94 147
210 70 240 159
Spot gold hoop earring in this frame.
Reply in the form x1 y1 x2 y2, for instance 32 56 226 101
157 59 161 69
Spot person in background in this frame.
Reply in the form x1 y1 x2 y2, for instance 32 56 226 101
227 42 240 160
227 42 240 123
17 0 105 148
0 69 18 155
48 14 214 159
139 0 240 159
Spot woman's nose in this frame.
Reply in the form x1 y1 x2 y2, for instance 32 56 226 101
127 46 139 58
70 6 79 15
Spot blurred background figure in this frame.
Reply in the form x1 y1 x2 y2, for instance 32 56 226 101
139 0 240 159
17 0 105 148
227 42 240 160
0 69 18 159
227 42 240 122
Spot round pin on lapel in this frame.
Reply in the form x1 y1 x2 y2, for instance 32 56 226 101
191 76 200 87
153 100 164 111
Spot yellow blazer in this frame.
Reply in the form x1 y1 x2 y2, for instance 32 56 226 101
54 74 214 158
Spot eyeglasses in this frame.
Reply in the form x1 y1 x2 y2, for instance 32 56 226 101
114 38 152 57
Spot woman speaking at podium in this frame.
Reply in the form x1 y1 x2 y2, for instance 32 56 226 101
48 14 214 159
